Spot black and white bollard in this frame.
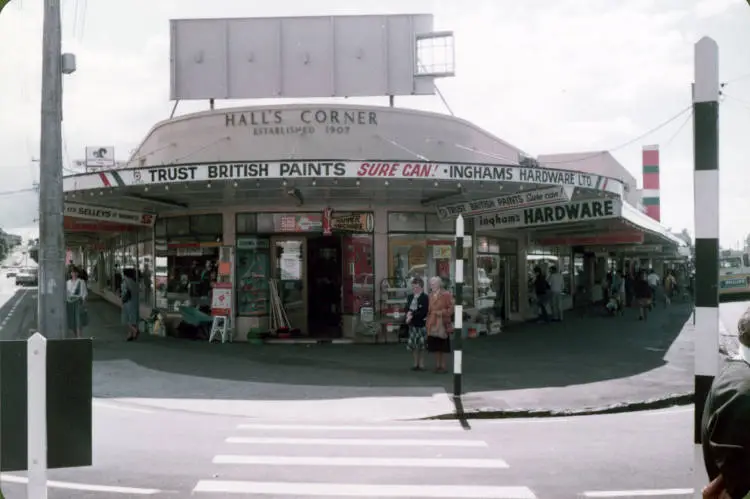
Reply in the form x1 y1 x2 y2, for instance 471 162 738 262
453 214 464 398
692 37 720 495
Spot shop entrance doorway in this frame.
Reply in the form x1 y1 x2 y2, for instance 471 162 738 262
307 235 343 337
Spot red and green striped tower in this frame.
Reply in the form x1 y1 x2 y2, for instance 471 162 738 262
642 145 660 221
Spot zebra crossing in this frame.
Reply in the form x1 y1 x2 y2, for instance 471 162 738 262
192 421 537 498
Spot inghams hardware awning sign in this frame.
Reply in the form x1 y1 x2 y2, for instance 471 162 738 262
477 198 621 230
436 186 574 220
63 160 624 197
64 202 156 227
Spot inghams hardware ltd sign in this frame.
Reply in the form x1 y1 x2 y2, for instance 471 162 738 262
477 199 621 230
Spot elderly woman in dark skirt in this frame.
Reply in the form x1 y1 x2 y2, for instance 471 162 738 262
405 277 429 371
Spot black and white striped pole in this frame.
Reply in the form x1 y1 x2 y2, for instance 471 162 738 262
453 214 465 398
692 36 720 496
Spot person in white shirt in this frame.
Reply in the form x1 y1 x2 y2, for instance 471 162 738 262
547 266 565 321
66 268 88 338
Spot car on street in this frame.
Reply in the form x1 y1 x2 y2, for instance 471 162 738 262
15 267 38 286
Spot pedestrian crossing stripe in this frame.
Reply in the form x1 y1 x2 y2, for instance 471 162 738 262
193 480 537 498
226 436 488 447
236 423 463 432
212 454 509 468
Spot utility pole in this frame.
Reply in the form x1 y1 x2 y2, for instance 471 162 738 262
38 0 66 340
692 36 720 498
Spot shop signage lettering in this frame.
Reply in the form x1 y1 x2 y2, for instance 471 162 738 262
477 199 621 230
436 186 573 220
64 202 156 227
330 213 375 233
225 109 378 136
73 161 624 198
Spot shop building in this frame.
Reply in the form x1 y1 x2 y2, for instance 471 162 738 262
62 102 638 340
61 14 687 342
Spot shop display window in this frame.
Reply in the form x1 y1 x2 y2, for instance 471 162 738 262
476 236 519 317
387 233 474 307
342 234 375 314
154 214 223 312
527 247 572 294
235 236 270 317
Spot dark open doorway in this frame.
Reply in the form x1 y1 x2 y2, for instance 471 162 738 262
307 235 343 337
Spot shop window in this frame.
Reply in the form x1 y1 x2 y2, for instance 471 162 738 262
388 213 425 232
155 245 220 312
166 216 190 237
477 238 520 317
190 214 223 237
388 234 473 307
342 234 375 314
235 237 271 317
236 213 257 234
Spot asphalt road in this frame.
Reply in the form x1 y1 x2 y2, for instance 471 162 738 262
0 404 694 499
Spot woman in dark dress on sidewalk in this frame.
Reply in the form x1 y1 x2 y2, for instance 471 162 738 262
633 270 652 321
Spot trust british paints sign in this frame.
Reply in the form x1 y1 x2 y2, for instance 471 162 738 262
477 198 621 230
63 160 624 197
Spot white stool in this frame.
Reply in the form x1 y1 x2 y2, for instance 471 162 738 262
209 316 232 343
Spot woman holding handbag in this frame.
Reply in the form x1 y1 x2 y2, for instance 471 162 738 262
426 276 454 373
66 268 88 339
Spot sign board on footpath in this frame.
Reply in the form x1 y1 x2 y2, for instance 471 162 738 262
477 198 621 230
436 185 574 220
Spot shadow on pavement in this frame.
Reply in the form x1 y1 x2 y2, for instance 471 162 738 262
85 294 693 401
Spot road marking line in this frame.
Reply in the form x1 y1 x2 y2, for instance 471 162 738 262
581 489 693 497
0 474 163 495
226 436 488 447
193 480 537 498
487 418 572 424
213 455 509 468
93 400 155 414
237 423 462 432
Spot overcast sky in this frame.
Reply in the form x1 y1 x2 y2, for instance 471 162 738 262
0 0 748 245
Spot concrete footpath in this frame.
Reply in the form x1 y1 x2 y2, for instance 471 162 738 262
78 294 695 421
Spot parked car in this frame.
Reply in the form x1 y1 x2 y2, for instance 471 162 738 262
16 268 38 286
6 268 18 278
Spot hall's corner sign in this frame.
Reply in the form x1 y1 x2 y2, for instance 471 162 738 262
322 209 375 235
64 202 156 227
224 108 379 137
436 185 574 221
477 198 621 230
63 160 624 198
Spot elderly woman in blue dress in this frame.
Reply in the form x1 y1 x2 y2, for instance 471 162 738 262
66 267 88 338
121 268 140 341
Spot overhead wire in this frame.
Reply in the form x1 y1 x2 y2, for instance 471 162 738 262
539 105 693 164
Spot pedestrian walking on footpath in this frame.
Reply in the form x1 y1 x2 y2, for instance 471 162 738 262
404 277 429 371
647 268 660 309
663 270 677 306
532 267 550 322
121 268 140 341
425 276 454 373
701 307 750 499
547 266 564 321
65 267 88 339
633 270 652 321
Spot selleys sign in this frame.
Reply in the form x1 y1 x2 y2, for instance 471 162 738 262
64 202 156 227
224 108 378 136
436 186 574 220
67 161 623 198
477 199 621 230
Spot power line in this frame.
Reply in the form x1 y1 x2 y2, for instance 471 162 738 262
539 105 692 164
0 187 37 197
662 109 693 148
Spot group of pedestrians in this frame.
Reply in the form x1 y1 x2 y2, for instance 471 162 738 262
403 276 455 373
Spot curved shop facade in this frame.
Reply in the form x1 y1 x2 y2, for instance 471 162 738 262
63 104 626 341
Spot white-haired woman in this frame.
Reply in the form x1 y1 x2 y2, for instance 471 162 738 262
426 276 454 373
